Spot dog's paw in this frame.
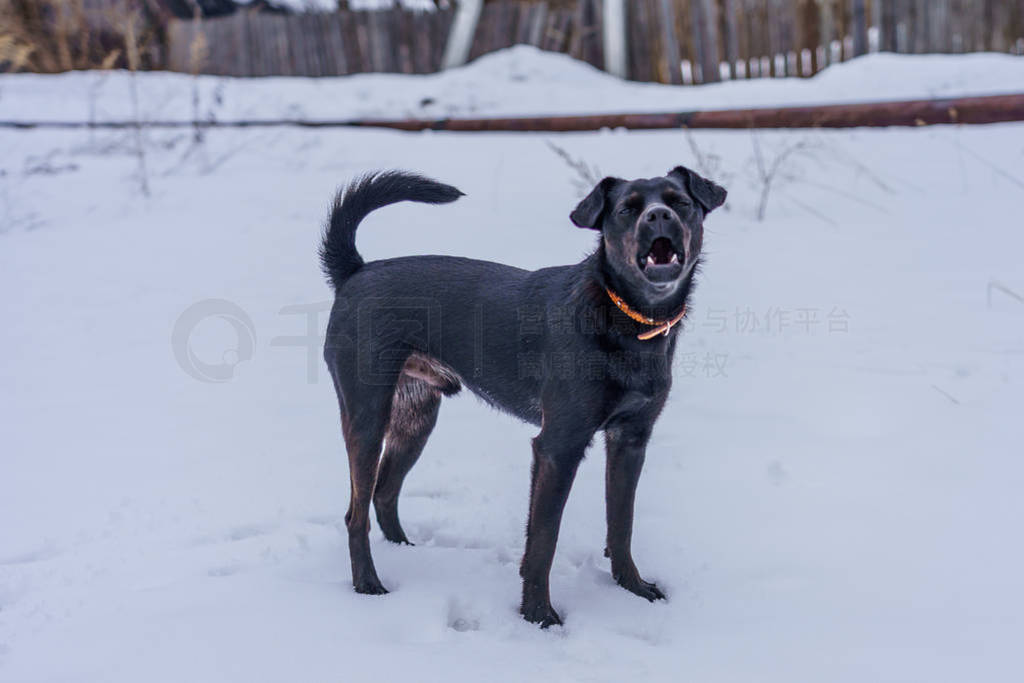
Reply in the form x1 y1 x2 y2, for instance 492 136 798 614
381 532 414 546
353 578 389 595
616 575 666 602
520 601 563 628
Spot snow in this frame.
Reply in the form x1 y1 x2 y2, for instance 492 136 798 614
2 47 1024 125
2 48 1024 682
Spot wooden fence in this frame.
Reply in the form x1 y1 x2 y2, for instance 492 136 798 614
167 8 455 76
166 0 1024 83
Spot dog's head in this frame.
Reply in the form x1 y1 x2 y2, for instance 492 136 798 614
570 166 726 305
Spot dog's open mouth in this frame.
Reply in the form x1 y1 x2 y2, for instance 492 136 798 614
637 237 684 277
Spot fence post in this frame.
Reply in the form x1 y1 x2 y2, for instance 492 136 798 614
442 0 483 69
603 0 629 77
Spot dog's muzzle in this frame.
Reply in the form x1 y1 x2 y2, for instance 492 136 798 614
636 204 690 279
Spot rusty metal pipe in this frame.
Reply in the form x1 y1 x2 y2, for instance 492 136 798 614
3 93 1023 131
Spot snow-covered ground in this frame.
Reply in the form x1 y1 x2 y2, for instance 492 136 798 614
3 47 1024 124
2 50 1023 682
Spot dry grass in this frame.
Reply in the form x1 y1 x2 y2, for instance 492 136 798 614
0 0 161 73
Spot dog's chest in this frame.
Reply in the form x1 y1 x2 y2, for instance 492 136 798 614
606 348 672 394
604 347 673 417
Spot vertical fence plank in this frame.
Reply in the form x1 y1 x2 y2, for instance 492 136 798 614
674 0 695 81
721 0 740 77
314 13 332 76
166 19 184 73
330 12 348 75
688 0 718 82
921 0 934 53
215 18 232 76
702 0 723 81
340 11 361 73
578 0 604 69
687 0 704 81
568 0 584 58
286 14 306 75
990 0 1008 51
536 5 552 51
409 11 427 73
949 0 964 52
254 14 270 76
467 2 487 60
306 14 325 76
879 0 896 50
766 0 779 75
981 0 993 51
435 8 455 71
657 0 685 83
395 7 411 74
822 0 837 65
894 0 907 52
748 0 764 76
373 10 393 71
833 0 847 59
780 0 797 73
302 13 319 75
799 0 821 72
514 3 533 44
245 13 262 76
201 18 218 75
1010 0 1024 53
528 3 548 46
298 14 314 76
734 0 751 76
973 0 987 52
230 13 246 76
559 9 576 53
851 0 868 54
493 1 514 54
354 9 372 72
627 0 649 80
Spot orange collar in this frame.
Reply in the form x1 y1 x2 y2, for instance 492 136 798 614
605 288 686 340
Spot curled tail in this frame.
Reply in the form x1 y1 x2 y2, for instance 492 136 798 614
319 170 464 289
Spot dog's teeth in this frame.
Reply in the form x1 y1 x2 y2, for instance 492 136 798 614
646 255 656 266
670 253 679 264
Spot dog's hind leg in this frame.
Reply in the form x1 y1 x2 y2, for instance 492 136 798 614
332 370 398 595
373 375 441 545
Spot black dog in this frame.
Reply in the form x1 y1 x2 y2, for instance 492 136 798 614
320 167 726 627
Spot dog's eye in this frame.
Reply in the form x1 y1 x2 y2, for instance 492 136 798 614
665 193 692 209
618 206 635 215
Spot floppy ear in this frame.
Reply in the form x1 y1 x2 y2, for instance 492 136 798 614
569 177 620 230
669 166 727 213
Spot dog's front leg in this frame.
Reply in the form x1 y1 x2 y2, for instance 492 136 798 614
604 422 665 601
519 424 589 628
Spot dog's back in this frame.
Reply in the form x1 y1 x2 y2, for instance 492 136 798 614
321 171 554 424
